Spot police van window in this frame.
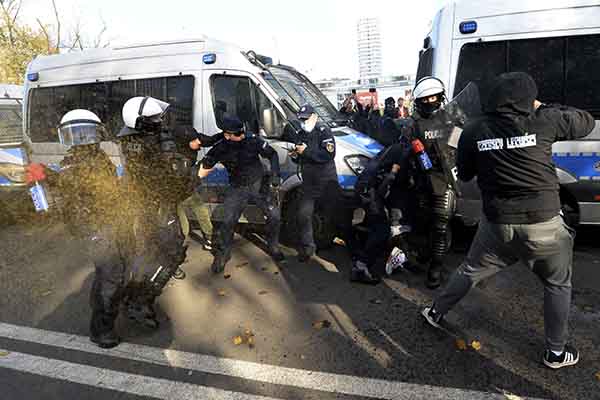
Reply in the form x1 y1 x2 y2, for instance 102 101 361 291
211 75 264 133
566 34 600 119
453 41 506 103
454 34 600 120
28 76 195 143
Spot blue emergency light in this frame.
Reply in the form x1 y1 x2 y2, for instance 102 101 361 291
459 21 478 34
27 72 39 82
203 53 217 64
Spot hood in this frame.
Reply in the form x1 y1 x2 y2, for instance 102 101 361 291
484 72 538 117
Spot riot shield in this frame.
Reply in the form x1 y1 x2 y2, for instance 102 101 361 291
423 82 482 196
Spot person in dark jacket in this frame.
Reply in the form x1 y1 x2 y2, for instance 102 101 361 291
196 117 284 273
285 104 339 261
422 72 595 369
376 97 401 146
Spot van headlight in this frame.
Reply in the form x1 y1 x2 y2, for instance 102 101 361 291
0 163 27 183
344 155 370 175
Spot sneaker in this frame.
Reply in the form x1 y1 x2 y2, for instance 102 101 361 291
385 247 407 276
543 345 579 369
203 240 213 251
421 305 444 329
173 267 186 280
297 248 314 263
269 247 286 262
90 330 120 349
350 268 381 285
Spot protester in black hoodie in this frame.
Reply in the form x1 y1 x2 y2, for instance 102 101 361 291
422 72 595 370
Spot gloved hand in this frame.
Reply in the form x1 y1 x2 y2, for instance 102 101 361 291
26 163 47 184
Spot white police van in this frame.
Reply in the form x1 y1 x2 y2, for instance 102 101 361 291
0 84 31 221
418 0 600 226
23 37 382 247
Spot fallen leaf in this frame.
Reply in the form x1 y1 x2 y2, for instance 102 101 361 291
247 336 255 348
224 274 231 279
235 262 249 269
233 336 243 345
455 339 467 351
595 371 600 381
258 290 268 295
244 328 254 337
333 238 346 246
187 370 193 376
217 289 227 296
471 341 482 351
300 354 306 360
40 290 53 297
0 351 10 357
312 320 332 329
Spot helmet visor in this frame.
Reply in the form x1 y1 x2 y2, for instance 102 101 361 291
58 121 105 147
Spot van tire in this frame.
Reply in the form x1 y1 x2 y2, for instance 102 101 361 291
282 190 336 250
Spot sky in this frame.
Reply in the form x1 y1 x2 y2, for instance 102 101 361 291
21 0 448 81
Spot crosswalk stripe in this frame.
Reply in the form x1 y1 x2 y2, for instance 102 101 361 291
0 322 544 400
0 349 281 400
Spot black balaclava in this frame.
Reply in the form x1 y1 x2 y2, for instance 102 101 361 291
484 72 538 117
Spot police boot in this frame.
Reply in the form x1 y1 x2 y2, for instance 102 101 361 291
210 254 227 274
90 311 120 349
124 297 159 329
297 246 315 263
268 245 286 262
426 262 442 289
350 261 381 285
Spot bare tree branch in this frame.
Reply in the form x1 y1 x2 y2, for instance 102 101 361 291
51 0 60 51
36 18 52 52
10 0 20 26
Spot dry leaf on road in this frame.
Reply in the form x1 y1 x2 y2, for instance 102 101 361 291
224 274 231 279
595 371 600 381
0 351 10 357
471 341 482 351
258 290 268 295
233 336 243 345
217 289 227 297
455 339 467 350
312 320 332 329
235 262 249 269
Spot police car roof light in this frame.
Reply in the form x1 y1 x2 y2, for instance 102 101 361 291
459 21 477 34
203 53 217 64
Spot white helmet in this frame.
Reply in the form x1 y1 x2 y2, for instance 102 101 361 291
413 76 445 100
121 96 170 132
413 76 446 117
58 109 105 147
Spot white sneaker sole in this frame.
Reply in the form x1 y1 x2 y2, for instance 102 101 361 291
421 307 443 329
543 353 579 369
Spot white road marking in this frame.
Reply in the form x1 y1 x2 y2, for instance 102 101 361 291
0 322 546 400
0 349 280 400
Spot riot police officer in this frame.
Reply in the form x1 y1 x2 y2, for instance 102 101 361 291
196 117 284 274
401 77 465 289
287 104 338 262
27 110 129 348
117 96 193 327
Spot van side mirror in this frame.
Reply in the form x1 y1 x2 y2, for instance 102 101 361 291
262 108 280 137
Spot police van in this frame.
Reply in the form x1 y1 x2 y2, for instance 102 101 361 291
418 0 600 226
0 84 31 220
23 37 382 247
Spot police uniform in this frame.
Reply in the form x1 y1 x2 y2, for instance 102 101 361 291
200 123 282 273
289 105 338 259
401 107 463 287
46 144 130 347
117 115 193 324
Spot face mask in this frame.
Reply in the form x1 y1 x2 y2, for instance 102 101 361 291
418 100 442 118
302 118 317 133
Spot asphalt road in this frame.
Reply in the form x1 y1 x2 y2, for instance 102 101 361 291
0 217 599 400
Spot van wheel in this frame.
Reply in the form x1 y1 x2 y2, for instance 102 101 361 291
282 190 336 250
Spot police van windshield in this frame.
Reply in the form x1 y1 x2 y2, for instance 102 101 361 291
264 66 343 126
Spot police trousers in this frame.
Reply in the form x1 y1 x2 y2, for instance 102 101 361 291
213 180 280 262
434 215 575 352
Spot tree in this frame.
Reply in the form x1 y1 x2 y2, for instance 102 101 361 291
0 0 54 84
0 0 111 84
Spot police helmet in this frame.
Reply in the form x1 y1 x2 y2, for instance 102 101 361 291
118 96 170 137
57 109 105 147
413 76 446 117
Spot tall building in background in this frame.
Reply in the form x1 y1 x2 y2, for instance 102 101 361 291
357 17 383 83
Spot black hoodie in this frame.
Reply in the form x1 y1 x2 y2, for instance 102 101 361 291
457 72 595 224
